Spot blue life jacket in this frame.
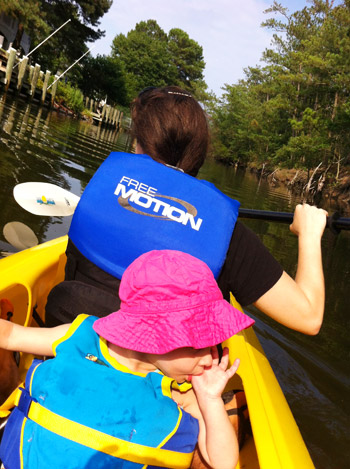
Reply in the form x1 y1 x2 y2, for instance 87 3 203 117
0 315 198 469
68 152 239 279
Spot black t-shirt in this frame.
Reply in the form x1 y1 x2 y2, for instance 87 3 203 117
65 220 283 306
45 220 283 326
218 221 283 306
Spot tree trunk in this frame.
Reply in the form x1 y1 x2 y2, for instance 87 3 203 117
325 93 339 167
13 23 24 51
293 63 302 121
335 151 342 182
331 91 338 121
304 162 322 199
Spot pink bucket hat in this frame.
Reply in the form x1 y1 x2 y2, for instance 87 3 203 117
93 250 254 354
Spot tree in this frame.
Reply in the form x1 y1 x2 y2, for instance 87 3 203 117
39 0 112 73
111 20 176 101
167 28 206 91
261 0 350 168
111 20 206 102
209 84 254 163
78 55 128 106
274 108 330 171
210 0 350 177
2 0 112 73
1 0 49 50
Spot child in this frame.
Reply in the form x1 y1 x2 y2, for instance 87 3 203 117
0 250 254 469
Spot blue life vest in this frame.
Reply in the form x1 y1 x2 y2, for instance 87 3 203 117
68 152 239 279
0 315 198 469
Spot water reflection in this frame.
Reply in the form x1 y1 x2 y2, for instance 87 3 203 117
0 94 349 468
0 93 130 252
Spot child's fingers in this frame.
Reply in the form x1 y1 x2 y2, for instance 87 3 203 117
226 358 240 378
211 345 219 365
218 347 230 370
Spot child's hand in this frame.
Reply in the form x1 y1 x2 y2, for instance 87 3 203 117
191 347 239 401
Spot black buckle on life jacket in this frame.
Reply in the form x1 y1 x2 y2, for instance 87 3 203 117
18 388 36 417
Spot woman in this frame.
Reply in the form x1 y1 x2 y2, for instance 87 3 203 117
46 86 327 336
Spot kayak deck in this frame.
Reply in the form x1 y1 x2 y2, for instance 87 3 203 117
0 237 314 468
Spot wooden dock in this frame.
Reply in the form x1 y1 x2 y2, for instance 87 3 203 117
0 47 58 105
0 47 125 129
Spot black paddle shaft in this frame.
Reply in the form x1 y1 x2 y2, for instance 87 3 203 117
238 208 350 233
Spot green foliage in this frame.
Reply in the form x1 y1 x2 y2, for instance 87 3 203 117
274 134 330 170
167 28 206 90
5 8 207 107
56 82 85 114
4 0 113 74
78 55 128 106
111 20 206 102
210 0 350 175
1 0 49 50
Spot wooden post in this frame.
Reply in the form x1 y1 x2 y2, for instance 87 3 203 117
41 70 51 104
105 105 111 124
30 63 41 96
85 96 89 108
107 128 114 142
5 47 17 90
118 111 124 130
115 110 120 129
50 74 60 104
110 106 115 124
28 65 34 83
90 99 93 111
17 56 28 92
96 122 101 139
111 107 118 125
101 103 107 121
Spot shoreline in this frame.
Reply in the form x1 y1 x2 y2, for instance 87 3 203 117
263 167 350 216
214 158 350 216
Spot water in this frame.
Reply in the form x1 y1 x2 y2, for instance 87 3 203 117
0 93 349 468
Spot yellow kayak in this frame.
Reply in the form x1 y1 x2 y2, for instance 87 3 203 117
0 236 314 468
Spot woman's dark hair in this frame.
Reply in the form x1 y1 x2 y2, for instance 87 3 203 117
131 86 209 177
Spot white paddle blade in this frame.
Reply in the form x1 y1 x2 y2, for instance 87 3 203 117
13 182 80 216
3 222 39 250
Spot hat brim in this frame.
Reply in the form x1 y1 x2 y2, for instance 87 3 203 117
93 300 254 354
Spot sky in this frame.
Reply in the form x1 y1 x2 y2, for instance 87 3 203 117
92 0 318 96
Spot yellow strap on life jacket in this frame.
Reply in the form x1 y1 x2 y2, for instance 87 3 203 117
18 389 194 469
0 384 23 418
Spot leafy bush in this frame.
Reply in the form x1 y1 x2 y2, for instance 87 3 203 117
55 81 84 114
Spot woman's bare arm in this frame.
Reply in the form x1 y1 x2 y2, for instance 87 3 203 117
254 204 327 335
